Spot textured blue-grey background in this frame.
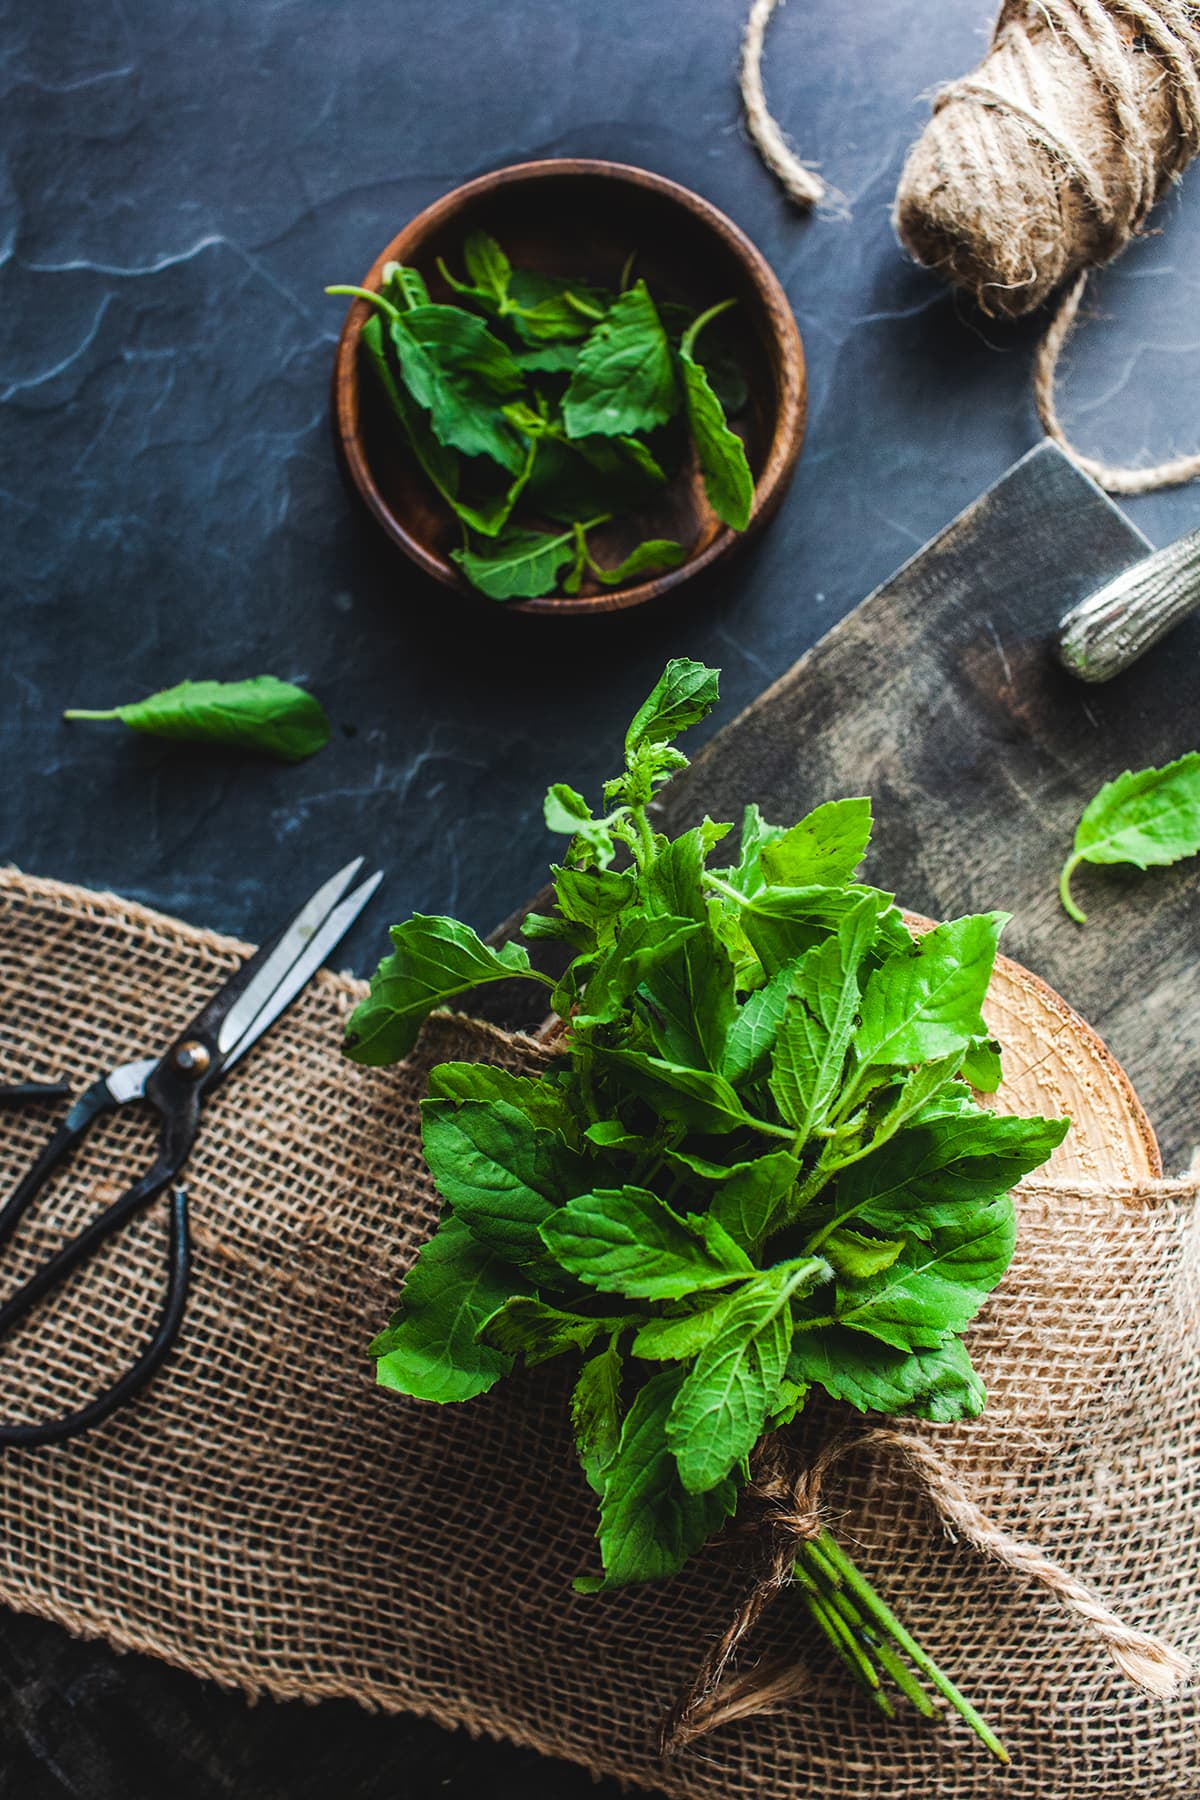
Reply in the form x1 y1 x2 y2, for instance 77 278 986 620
2 2 1199 1794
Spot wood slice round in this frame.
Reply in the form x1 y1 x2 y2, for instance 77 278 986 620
978 948 1158 1181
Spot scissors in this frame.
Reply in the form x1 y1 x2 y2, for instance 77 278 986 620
0 857 381 1448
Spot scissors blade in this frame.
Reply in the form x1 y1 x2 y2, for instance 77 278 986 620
216 857 364 1055
218 868 383 1072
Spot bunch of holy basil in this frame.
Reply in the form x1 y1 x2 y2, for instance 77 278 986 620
345 658 1067 1755
328 235 754 601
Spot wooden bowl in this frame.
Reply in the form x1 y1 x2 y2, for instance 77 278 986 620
331 159 806 616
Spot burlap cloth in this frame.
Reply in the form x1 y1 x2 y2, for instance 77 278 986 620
0 868 1197 1798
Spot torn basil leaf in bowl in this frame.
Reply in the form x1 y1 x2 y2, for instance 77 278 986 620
329 160 806 615
343 657 1067 1758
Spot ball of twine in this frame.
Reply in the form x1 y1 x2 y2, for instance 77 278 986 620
740 0 1200 492
893 0 1200 319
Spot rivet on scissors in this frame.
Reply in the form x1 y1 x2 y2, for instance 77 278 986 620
172 1040 211 1079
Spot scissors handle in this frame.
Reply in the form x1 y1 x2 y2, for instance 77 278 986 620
0 1078 117 1256
0 1082 74 1105
0 1185 190 1448
0 1146 178 1341
0 1078 200 1446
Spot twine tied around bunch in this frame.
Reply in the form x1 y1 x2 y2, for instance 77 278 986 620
739 0 1200 494
664 1426 1193 1752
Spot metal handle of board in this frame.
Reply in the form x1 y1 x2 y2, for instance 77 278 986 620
1056 525 1200 682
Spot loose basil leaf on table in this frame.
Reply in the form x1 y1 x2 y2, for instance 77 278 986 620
346 656 1067 1756
1059 750 1200 923
63 675 331 763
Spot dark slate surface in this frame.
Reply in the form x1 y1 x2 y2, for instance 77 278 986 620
1 3 1199 1795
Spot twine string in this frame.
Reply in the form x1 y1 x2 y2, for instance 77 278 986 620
665 1424 1193 1751
739 0 825 206
662 1434 849 1751
1034 268 1200 492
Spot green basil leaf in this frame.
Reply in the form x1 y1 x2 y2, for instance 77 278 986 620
592 1049 758 1136
396 302 525 392
583 1120 654 1153
515 342 580 374
840 1052 968 1163
759 798 873 889
720 966 794 1084
576 913 701 1027
961 1034 1004 1093
853 912 1007 1072
630 1293 735 1362
373 1213 527 1403
788 1325 985 1421
426 1061 577 1138
362 313 541 538
585 1365 740 1589
540 1186 754 1300
344 915 542 1065
520 910 593 949
507 269 611 342
833 1103 1069 1241
451 521 583 602
678 347 754 530
388 304 525 470
639 916 737 1071
551 864 638 946
572 1341 625 1495
706 1149 802 1254
477 1296 637 1366
666 1261 829 1492
663 1147 801 1249
588 538 687 586
710 802 788 900
766 1378 809 1429
360 311 462 493
64 676 330 764
834 1197 1016 1351
732 883 905 978
562 280 678 439
821 1226 904 1279
636 1254 826 1362
638 826 738 1069
1060 753 1200 923
381 261 430 309
624 657 721 757
768 895 878 1139
421 1098 585 1269
462 231 512 304
543 782 617 867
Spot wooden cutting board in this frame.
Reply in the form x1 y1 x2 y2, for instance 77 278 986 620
654 443 1198 1172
